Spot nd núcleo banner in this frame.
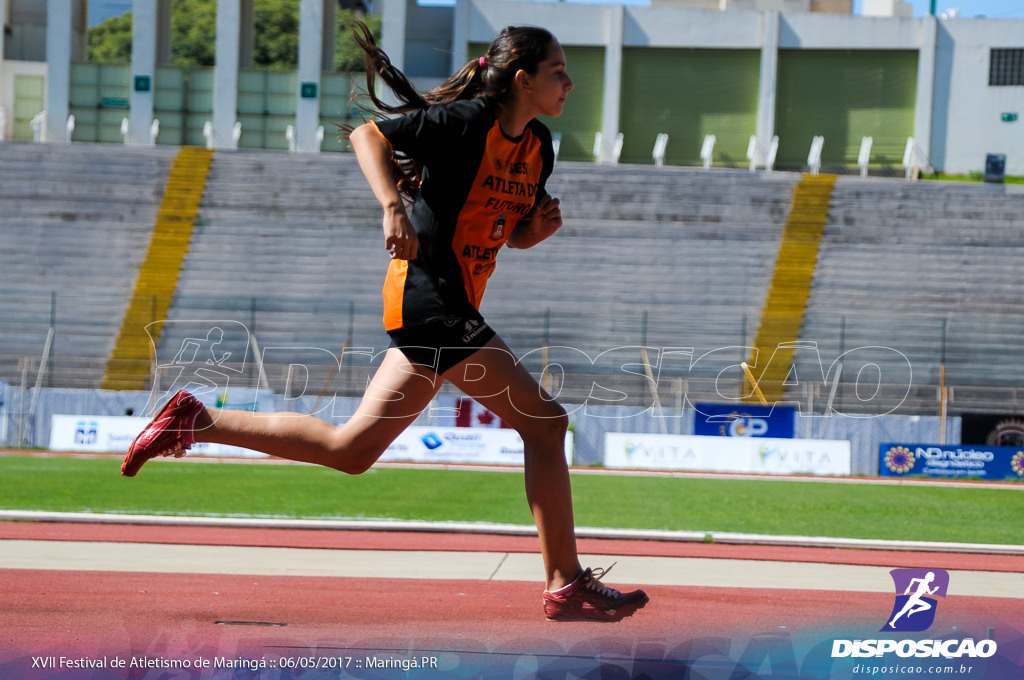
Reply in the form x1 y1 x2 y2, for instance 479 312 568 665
880 443 1024 480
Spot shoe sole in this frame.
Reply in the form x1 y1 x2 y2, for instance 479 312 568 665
545 595 649 623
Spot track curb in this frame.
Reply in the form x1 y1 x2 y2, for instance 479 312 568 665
3 509 1021 556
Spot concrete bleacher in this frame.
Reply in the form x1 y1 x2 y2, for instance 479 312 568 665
0 141 176 388
169 156 1021 414
484 163 798 380
799 177 1024 412
4 141 1023 417
159 154 800 401
158 150 393 393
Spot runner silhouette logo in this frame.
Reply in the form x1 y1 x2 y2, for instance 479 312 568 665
882 568 949 632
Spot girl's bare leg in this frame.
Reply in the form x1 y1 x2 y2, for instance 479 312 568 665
193 347 442 475
443 335 582 591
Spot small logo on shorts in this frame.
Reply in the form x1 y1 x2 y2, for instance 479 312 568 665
462 319 488 343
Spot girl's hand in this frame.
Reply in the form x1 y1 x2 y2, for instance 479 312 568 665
509 194 563 249
349 123 419 261
384 207 419 260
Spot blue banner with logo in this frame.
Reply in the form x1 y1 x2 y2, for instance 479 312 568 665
694 403 795 438
879 443 1024 480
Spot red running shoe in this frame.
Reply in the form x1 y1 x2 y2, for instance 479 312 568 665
543 564 649 622
121 390 205 477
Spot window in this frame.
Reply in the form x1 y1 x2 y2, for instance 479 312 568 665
989 48 1024 86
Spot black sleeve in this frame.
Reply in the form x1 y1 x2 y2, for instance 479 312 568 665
374 99 487 167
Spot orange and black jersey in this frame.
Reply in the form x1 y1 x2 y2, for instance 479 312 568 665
372 97 555 331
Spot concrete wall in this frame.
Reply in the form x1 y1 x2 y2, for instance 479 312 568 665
391 0 1023 175
932 19 1024 175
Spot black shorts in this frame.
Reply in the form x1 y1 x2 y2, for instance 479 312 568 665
388 317 497 374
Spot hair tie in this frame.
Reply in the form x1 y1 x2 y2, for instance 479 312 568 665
479 56 486 68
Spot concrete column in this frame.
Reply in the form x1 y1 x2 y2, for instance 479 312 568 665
239 0 255 69
70 0 87 61
381 0 407 72
322 0 336 72
45 0 72 142
130 0 157 145
756 10 780 166
155 0 172 66
296 0 324 152
214 0 241 149
451 0 469 75
598 3 623 164
915 14 937 173
0 0 7 138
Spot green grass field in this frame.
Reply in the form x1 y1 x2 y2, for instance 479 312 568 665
0 454 1020 545
920 172 1024 185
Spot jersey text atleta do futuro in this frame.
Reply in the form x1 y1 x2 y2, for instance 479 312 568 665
372 97 554 331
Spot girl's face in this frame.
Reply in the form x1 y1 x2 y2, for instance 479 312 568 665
520 41 574 118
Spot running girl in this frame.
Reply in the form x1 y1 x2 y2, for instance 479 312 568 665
122 22 648 623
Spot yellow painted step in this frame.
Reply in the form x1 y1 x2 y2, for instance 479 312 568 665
101 147 213 391
745 174 836 404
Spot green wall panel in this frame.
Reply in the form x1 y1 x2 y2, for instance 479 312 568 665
68 63 130 142
619 48 760 166
775 50 918 168
13 75 45 141
320 72 360 152
153 66 187 145
151 66 212 146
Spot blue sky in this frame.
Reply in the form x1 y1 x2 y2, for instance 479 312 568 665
559 0 1024 15
88 0 1024 23
860 0 1024 17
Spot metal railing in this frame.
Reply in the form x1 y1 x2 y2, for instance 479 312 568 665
3 292 1023 425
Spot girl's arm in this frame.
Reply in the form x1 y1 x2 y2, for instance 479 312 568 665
349 122 419 261
507 194 563 249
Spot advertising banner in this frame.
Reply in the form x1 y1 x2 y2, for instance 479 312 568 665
49 415 268 458
380 426 573 466
879 443 1024 481
50 417 573 466
604 432 851 475
693 403 796 438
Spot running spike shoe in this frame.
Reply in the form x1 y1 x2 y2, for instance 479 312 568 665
542 564 649 622
121 389 204 477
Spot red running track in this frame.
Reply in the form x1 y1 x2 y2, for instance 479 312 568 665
2 522 1023 680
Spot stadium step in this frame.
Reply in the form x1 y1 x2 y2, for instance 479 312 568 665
746 173 836 403
101 146 214 391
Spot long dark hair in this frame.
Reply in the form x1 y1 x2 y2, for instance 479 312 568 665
347 21 557 197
